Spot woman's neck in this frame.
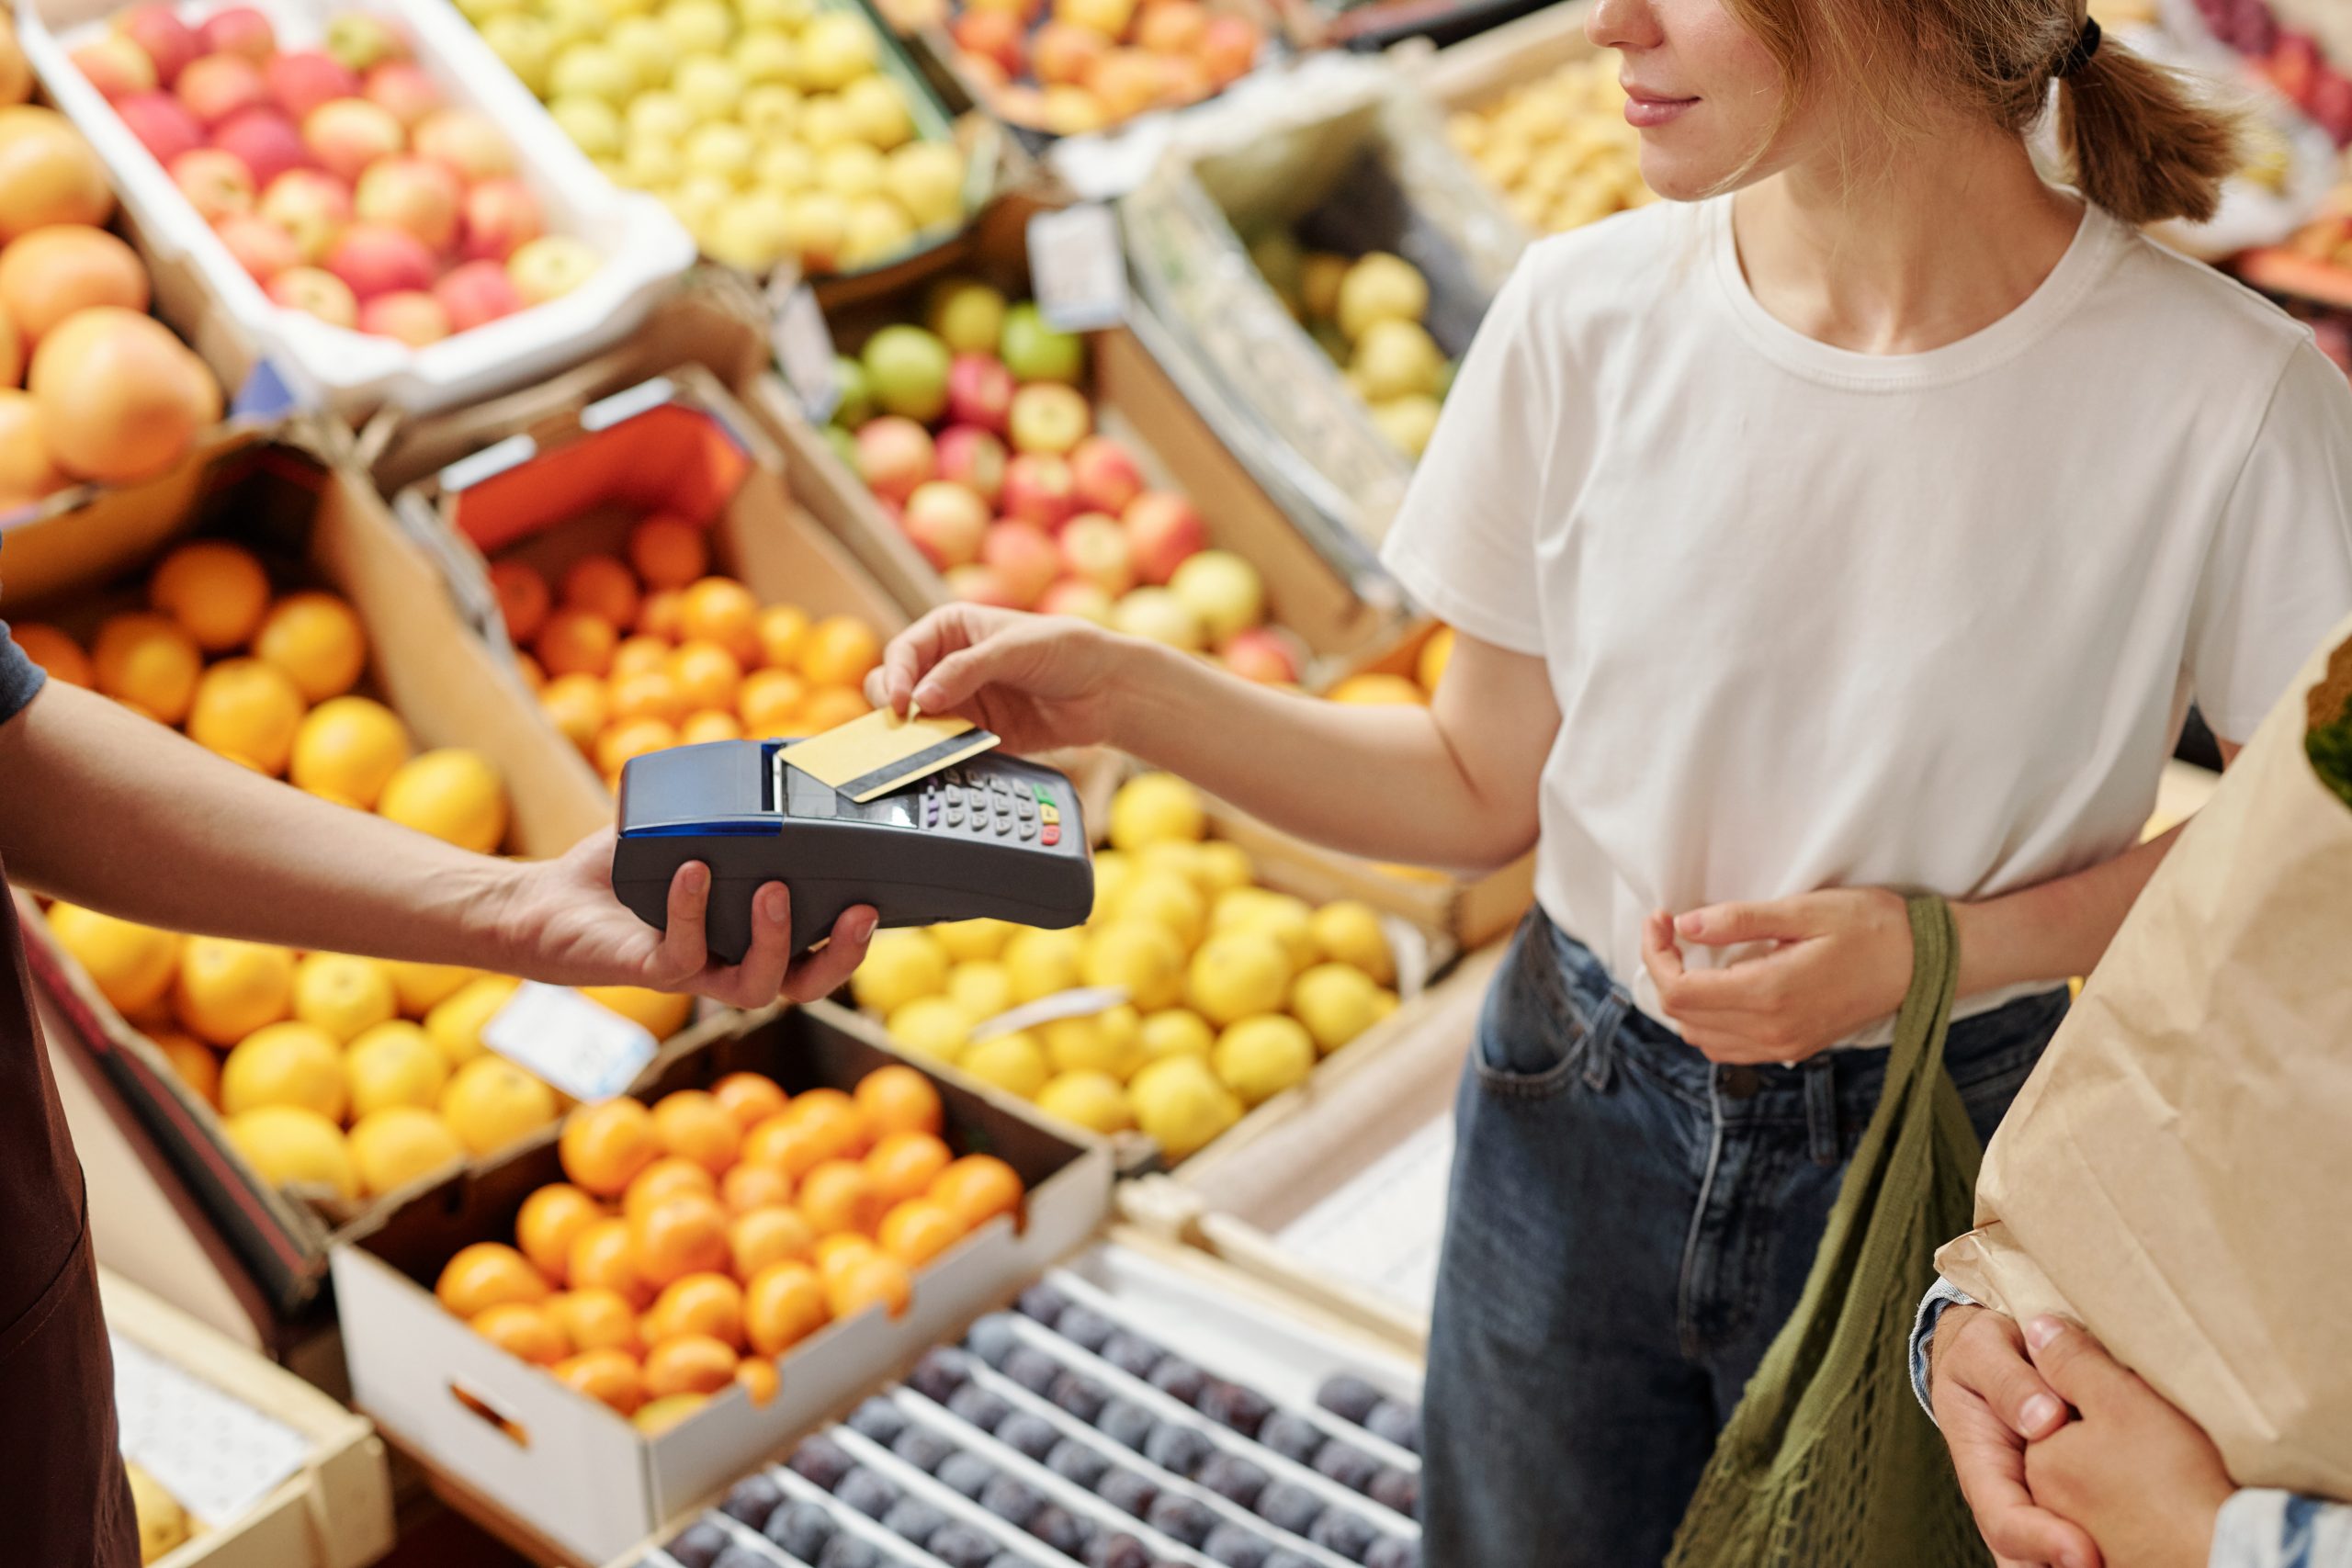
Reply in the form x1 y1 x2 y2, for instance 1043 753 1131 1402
1730 126 2086 355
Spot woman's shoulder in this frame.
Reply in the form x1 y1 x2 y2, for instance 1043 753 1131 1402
1500 198 1710 337
2091 209 2314 376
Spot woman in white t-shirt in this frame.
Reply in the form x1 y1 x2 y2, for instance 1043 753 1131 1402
862 0 2352 1559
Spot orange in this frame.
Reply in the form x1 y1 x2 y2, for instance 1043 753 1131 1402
719 1162 792 1214
854 1065 943 1139
753 603 809 670
148 540 269 653
435 1241 550 1317
629 1191 730 1289
582 986 692 1037
91 612 200 724
865 1131 952 1207
254 592 367 703
378 750 508 854
515 652 545 692
536 607 617 679
678 577 760 665
472 1301 568 1366
729 1204 816 1278
595 716 677 781
680 709 742 745
546 1288 641 1356
491 560 551 643
172 935 295 1046
825 1252 910 1321
633 1393 707 1434
668 640 742 712
797 684 871 732
156 1032 220 1106
740 1113 823 1181
555 1347 646 1415
623 1155 718 1219
220 1021 346 1121
567 1217 651 1308
734 1356 778 1406
876 1198 964 1267
650 1089 741 1175
609 671 684 726
187 659 305 774
44 903 178 1014
560 1099 660 1196
797 1158 882 1237
743 1260 827 1355
561 554 640 628
539 673 610 753
289 695 412 809
638 589 684 640
646 1271 744 1348
712 1072 790 1130
439 1057 559 1156
788 1089 870 1162
643 1334 738 1398
930 1154 1023 1230
610 635 673 683
628 515 708 589
737 667 806 731
516 1183 606 1283
813 1233 876 1291
11 623 92 687
798 615 881 688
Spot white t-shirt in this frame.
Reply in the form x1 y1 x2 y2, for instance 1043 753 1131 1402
1381 197 2352 1038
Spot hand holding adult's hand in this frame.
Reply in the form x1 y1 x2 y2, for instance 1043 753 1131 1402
1929 1304 2102 1568
1641 887 1915 1062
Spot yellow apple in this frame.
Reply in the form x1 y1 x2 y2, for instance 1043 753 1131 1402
707 191 790 270
741 83 803 139
756 138 818 193
549 41 636 103
779 190 849 267
733 28 797 87
660 0 734 54
797 93 854 149
673 53 746 121
884 140 964 229
818 141 886 200
839 75 911 150
627 90 696 144
683 120 757 184
550 95 625 158
794 13 878 92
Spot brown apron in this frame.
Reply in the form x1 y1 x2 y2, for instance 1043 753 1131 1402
0 855 140 1568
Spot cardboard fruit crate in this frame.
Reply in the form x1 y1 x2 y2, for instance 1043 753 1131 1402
101 1267 394 1568
334 999 1114 1566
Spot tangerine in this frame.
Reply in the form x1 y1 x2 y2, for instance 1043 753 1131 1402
826 1252 910 1321
930 1155 1023 1230
148 539 269 652
650 1089 741 1174
630 1192 730 1289
736 667 806 731
638 589 684 640
516 1183 606 1283
172 935 295 1046
865 1131 952 1207
45 903 178 1013
711 1071 790 1130
491 560 551 643
743 1260 827 1355
435 1241 550 1317
253 592 366 703
642 1334 738 1398
582 986 692 1037
812 1235 876 1292
561 554 640 628
156 1032 220 1106
12 623 91 687
740 1114 822 1181
753 603 808 670
568 1217 652 1308
646 1271 744 1348
610 634 673 683
669 640 742 712
91 612 199 723
623 1155 718 1219
677 577 760 664
610 670 684 726
628 515 707 589
876 1198 964 1268
797 683 870 732
797 1158 882 1236
799 615 880 688
537 607 617 679
787 1088 870 1162
560 1097 660 1196
680 710 742 745
472 1302 568 1366
595 716 677 780
539 672 610 752
734 1357 778 1406
555 1347 646 1415
633 1393 707 1434
289 695 412 809
854 1065 943 1139
515 652 545 692
378 749 508 854
187 659 305 774
546 1287 641 1355
729 1204 816 1279
719 1163 792 1215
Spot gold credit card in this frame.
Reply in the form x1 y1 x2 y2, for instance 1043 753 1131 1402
779 707 1001 802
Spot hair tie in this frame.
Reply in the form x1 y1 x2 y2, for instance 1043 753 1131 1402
2058 17 2102 77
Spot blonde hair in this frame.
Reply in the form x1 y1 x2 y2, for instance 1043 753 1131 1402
1724 0 2241 224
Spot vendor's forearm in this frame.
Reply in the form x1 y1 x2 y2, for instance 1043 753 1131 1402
1953 827 2179 997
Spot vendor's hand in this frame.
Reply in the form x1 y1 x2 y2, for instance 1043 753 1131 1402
865 605 1137 755
2022 1317 2233 1568
1640 887 1913 1062
1929 1305 2101 1568
489 829 875 1009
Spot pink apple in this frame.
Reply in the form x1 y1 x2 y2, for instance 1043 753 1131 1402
201 6 277 62
434 260 522 332
171 148 255 222
944 352 1013 433
1057 512 1134 595
1008 381 1091 456
358 289 450 347
117 91 204 165
214 213 300 281
266 265 358 327
1069 434 1144 515
1001 452 1076 531
114 5 198 86
853 416 934 503
266 51 360 123
505 235 596 304
458 177 542 263
945 564 1020 608
355 155 459 252
1123 491 1208 585
305 98 404 183
933 425 1006 505
363 62 441 128
72 38 157 100
903 482 990 571
215 109 313 189
1222 626 1301 684
326 222 435 299
413 109 514 183
981 522 1057 607
1038 580 1115 625
258 169 351 263
176 52 268 128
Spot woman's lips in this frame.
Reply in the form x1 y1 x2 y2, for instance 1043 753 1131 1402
1623 88 1697 128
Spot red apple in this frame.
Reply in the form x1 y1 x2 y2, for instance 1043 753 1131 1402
413 109 514 183
266 265 358 327
1069 434 1143 514
266 51 361 123
176 53 268 128
951 11 1024 77
903 482 990 570
1032 22 1106 86
259 169 352 263
117 91 204 165
944 352 1013 434
215 213 300 281
1038 580 1115 625
1122 491 1206 584
326 222 436 300
934 425 1007 506
1008 381 1091 456
458 177 542 263
364 62 442 128
357 289 450 347
1222 626 1301 684
981 522 1057 607
945 564 1020 608
71 37 156 100
114 5 198 86
854 415 934 503
201 6 277 62
355 155 460 252
1001 452 1077 531
171 148 255 222
215 109 313 189
1200 14 1261 86
305 98 404 183
1057 512 1134 595
434 259 522 332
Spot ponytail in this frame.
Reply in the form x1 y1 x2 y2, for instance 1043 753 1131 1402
2058 36 2242 227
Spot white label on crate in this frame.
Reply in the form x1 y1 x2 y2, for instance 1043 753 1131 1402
1276 1113 1456 1316
111 1335 311 1530
483 982 659 1103
1028 204 1129 333
772 281 842 425
969 986 1128 1042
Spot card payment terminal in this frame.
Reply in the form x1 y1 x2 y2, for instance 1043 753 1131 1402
613 739 1093 964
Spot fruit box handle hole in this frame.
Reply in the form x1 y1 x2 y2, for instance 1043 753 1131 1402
449 1382 533 1450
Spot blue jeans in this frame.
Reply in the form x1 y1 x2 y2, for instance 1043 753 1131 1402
1421 910 2066 1567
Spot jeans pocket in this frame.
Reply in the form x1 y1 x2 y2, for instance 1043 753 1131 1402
1474 916 1624 1100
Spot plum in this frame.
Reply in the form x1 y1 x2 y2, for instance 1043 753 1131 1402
1002 1346 1063 1397
1202 1523 1272 1568
1365 1402 1419 1453
1313 1439 1380 1494
1257 1413 1324 1466
927 1523 999 1568
1307 1510 1378 1562
996 1411 1061 1462
1085 1535 1153 1568
967 1314 1023 1370
1315 1375 1383 1426
1196 1452 1269 1510
1050 1371 1111 1424
1363 1539 1419 1568
1027 1504 1092 1556
1256 1480 1325 1538
713 1546 772 1568
1146 1358 1207 1405
1055 1305 1118 1353
947 1383 1013 1432
937 1451 999 1500
1098 1400 1156 1451
790 1437 856 1491
1099 1333 1162 1380
1015 1283 1070 1325
848 1396 908 1446
1368 1468 1419 1518
1142 1422 1214 1479
836 1467 902 1520
1095 1467 1159 1519
764 1499 838 1560
721 1472 785 1524
665 1521 729 1568
818 1537 881 1568
890 1425 956 1473
910 1347 976 1403
1143 1493 1216 1549
1046 1438 1111 1489
881 1497 949 1547
1197 1382 1272 1438
979 1474 1046 1529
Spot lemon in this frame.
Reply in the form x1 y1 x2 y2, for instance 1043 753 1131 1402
379 749 510 854
1215 890 1317 972
1213 1015 1317 1107
1116 871 1205 948
1134 840 1207 895
962 1031 1049 1099
1042 1005 1141 1079
293 953 398 1043
1003 927 1085 1002
1108 773 1206 852
1194 840 1257 898
45 903 179 1014
1035 1071 1133 1135
1291 963 1388 1055
1310 900 1395 985
383 958 478 1015
933 918 1014 963
349 1105 466 1197
1128 1055 1241 1159
345 1021 449 1117
584 986 692 1037
187 659 306 775
172 935 295 1046
426 976 523 1067
888 997 975 1061
1088 851 1133 922
220 1021 347 1120
1082 922 1185 1010
945 961 1014 1021
1138 1008 1216 1063
1186 934 1293 1027
225 1105 358 1201
852 929 950 1015
440 1057 559 1156
290 696 413 811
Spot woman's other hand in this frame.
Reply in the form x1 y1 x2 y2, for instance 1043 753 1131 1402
1641 887 1914 1061
865 605 1138 754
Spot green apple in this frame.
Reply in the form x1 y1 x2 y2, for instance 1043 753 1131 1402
660 0 734 54
755 138 818 193
684 121 757 184
794 13 877 92
549 42 637 104
824 423 861 468
550 96 626 159
832 354 874 426
481 15 556 95
885 141 963 231
1351 318 1443 401
733 29 798 87
741 84 804 140
673 54 745 122
925 276 1005 355
627 90 696 144
819 142 886 201
839 75 912 151
999 302 1084 384
862 323 952 420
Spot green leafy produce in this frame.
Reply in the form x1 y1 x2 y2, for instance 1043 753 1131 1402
2311 706 2352 809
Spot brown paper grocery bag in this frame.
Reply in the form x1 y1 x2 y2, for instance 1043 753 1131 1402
1937 613 2352 1499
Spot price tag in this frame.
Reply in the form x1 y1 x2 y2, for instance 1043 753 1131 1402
770 281 842 425
1027 204 1129 333
970 986 1127 1043
482 982 661 1103
112 1336 311 1530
